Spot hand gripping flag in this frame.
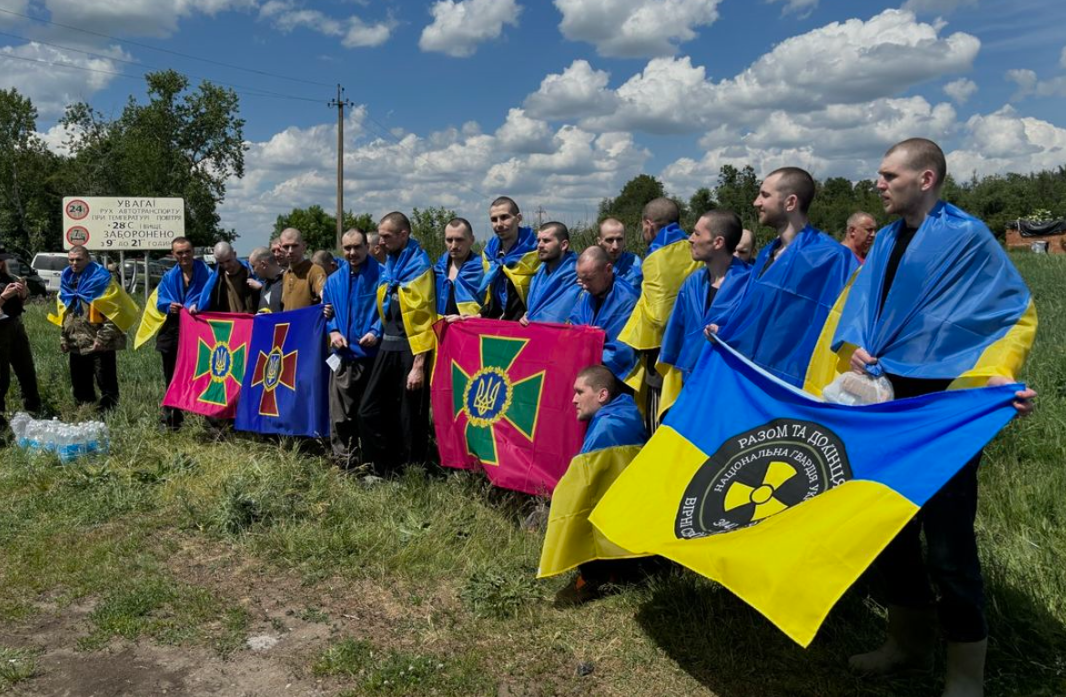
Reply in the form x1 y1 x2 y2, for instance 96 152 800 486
432 318 605 496
135 260 211 349
161 309 253 418
590 338 1023 648
235 306 329 437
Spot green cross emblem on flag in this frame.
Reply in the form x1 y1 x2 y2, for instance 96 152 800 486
193 319 247 406
451 335 545 465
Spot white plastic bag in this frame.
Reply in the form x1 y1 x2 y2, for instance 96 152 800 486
822 371 894 406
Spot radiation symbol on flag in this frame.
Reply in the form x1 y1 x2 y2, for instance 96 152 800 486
451 336 545 466
674 418 852 539
250 323 298 417
194 320 247 406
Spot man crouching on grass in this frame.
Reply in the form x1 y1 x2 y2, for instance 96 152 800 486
537 365 648 605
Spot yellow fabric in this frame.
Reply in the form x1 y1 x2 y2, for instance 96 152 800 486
655 362 685 417
377 269 438 356
134 287 167 349
498 250 541 306
48 279 141 335
456 300 481 317
949 298 1038 389
618 240 700 351
803 270 859 396
621 359 648 419
538 444 646 578
588 425 920 647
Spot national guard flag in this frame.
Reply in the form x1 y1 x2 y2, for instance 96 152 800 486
590 337 1023 647
235 306 330 437
161 309 253 418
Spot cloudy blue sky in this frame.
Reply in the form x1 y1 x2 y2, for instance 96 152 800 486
1 0 1064 247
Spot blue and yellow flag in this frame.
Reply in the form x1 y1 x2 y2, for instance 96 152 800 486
48 262 140 333
657 257 751 415
538 393 648 577
591 337 1022 647
376 237 437 355
235 306 330 437
479 226 540 309
526 251 581 323
806 201 1036 394
716 225 857 388
435 252 485 317
135 260 211 349
618 222 701 351
568 278 640 383
613 251 643 289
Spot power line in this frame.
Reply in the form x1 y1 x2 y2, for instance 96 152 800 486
0 29 326 104
0 6 334 88
0 52 325 104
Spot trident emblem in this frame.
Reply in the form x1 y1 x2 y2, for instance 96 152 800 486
473 376 502 417
213 347 229 377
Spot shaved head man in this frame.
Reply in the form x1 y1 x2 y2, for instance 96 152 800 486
249 246 284 313
194 241 257 314
842 212 878 263
569 245 641 386
279 227 327 310
481 196 539 321
522 222 580 325
843 138 1036 695
598 217 643 288
734 228 755 263
435 217 484 320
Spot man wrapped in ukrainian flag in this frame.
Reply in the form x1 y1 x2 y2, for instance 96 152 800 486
806 138 1037 697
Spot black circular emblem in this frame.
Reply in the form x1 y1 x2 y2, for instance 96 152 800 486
675 419 852 539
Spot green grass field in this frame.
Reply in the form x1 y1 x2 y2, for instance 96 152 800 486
1 254 1064 696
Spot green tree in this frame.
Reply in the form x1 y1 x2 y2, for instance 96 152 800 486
715 165 762 240
60 70 246 247
274 204 337 252
598 174 668 251
0 88 62 252
688 187 716 217
410 206 458 262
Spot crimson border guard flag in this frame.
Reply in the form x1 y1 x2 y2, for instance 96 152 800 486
235 306 330 437
161 310 253 418
590 337 1023 648
432 318 605 496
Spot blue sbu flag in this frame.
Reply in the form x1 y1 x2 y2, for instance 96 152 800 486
235 306 330 437
590 337 1022 647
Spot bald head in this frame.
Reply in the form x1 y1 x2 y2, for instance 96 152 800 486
279 227 306 265
213 241 234 261
844 211 878 259
311 250 337 274
885 138 947 191
735 228 755 262
598 218 626 262
641 197 680 244
576 246 613 297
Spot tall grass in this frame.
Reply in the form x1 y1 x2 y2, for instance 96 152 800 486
0 253 1063 696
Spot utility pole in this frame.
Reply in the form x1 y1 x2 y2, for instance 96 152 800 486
534 205 547 229
329 85 354 251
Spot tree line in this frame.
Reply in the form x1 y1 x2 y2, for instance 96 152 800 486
2 71 1064 258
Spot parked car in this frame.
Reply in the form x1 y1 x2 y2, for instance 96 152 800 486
30 252 69 293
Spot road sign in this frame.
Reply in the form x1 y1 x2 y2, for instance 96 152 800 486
61 197 185 251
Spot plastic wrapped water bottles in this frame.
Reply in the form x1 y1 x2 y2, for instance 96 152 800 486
8 413 109 462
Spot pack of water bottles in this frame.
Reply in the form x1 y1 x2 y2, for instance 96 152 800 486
8 412 110 463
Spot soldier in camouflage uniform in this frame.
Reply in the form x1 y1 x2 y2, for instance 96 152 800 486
60 247 125 410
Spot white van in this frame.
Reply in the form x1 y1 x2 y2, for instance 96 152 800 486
30 253 69 292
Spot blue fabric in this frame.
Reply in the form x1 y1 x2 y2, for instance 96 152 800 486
675 337 1019 508
526 251 580 323
716 225 857 387
380 237 432 317
157 260 211 313
478 226 537 307
660 257 751 380
196 259 255 312
322 257 382 360
582 393 647 454
569 277 640 381
832 201 1031 379
648 222 688 254
613 251 643 289
58 262 112 315
434 252 484 315
235 306 330 437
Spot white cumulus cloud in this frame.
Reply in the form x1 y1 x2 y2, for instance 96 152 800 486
949 106 1066 176
554 0 722 58
419 0 521 58
43 0 257 39
943 77 977 104
767 0 819 18
259 1 393 48
901 0 978 15
0 41 128 115
523 59 617 121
